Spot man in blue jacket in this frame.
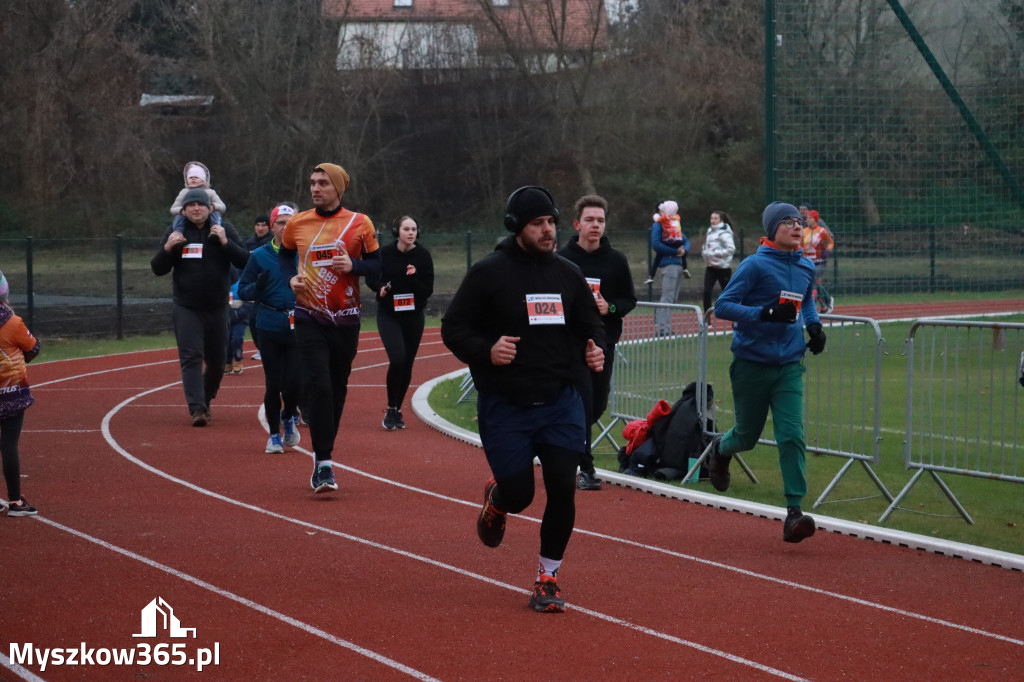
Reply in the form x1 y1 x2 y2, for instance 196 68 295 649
706 201 827 543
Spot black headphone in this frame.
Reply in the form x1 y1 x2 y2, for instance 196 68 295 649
391 215 419 239
503 186 558 233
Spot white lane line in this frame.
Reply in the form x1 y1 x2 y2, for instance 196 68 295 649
23 514 438 682
0 653 47 682
41 349 1024 651
102 384 805 681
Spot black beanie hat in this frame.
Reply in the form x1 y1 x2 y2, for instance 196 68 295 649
254 214 270 225
504 186 559 233
180 188 211 210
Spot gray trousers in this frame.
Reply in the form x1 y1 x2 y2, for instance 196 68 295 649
656 264 682 334
173 304 228 413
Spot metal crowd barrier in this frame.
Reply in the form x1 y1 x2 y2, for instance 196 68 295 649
684 310 890 501
881 320 1024 524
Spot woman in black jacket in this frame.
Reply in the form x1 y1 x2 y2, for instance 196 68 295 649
369 216 434 429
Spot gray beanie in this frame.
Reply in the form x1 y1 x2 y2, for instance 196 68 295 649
761 201 800 241
180 188 211 210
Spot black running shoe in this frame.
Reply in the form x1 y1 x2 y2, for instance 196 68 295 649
476 478 506 547
8 499 38 517
783 506 816 543
706 436 731 492
529 576 565 613
310 465 338 494
191 410 208 427
392 409 406 429
382 407 398 430
577 470 602 491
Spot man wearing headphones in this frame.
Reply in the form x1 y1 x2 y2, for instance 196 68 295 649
441 186 606 613
368 215 434 430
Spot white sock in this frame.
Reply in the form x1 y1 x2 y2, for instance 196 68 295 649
538 556 561 581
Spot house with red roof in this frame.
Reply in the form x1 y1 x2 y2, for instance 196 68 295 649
323 0 612 71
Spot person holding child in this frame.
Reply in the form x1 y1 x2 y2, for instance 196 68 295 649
152 188 249 426
169 162 227 236
650 200 690 336
705 201 826 544
0 271 41 516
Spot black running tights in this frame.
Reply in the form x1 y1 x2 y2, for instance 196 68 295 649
376 310 425 409
1 410 25 501
491 444 578 561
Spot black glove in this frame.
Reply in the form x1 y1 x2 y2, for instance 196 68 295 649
760 302 797 323
806 323 826 355
254 270 270 290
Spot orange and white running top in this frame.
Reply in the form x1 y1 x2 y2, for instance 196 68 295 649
282 207 379 326
0 307 39 418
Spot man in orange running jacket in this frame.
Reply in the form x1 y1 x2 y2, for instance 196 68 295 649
279 163 381 494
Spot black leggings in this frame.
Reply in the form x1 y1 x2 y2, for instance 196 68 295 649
1 410 25 501
377 310 425 409
294 320 359 461
490 444 578 561
703 266 732 311
256 328 302 433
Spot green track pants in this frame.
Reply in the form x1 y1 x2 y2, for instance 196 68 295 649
719 358 807 507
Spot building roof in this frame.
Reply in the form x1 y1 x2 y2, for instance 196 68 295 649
323 0 608 53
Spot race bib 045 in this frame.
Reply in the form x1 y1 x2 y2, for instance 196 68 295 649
310 243 337 268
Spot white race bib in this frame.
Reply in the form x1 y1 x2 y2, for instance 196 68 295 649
182 243 203 259
585 277 601 300
310 243 337 268
526 293 565 325
393 293 415 312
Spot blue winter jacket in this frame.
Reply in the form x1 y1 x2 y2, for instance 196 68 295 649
712 244 820 365
650 220 690 267
237 241 296 333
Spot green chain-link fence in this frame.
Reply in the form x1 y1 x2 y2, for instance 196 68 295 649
767 0 1024 302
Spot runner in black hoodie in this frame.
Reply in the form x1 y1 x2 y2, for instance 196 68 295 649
558 195 637 490
441 186 606 614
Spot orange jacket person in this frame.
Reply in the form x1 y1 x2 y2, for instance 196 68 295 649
279 163 381 494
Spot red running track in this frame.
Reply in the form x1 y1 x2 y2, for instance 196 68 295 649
1 326 1022 681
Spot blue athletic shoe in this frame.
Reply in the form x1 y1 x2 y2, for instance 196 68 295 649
265 434 284 454
310 465 338 494
282 416 300 447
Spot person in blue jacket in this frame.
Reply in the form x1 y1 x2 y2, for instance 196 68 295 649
649 200 690 336
238 204 302 454
705 201 827 543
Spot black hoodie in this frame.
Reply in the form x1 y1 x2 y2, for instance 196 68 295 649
442 235 606 406
557 234 637 345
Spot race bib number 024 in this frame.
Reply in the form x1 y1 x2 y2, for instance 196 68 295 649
526 293 565 325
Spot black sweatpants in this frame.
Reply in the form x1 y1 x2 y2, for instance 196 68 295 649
703 266 732 312
575 344 617 473
257 328 302 434
1 410 25 501
377 309 425 410
490 444 579 561
172 304 228 413
294 319 359 462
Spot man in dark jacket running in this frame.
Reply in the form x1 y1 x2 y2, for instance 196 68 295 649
442 186 606 614
558 194 637 490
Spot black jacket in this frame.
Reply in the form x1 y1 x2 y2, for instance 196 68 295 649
557 235 637 345
442 235 607 406
367 242 435 316
151 219 249 311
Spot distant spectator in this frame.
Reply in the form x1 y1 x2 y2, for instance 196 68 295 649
649 200 690 336
700 210 736 312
